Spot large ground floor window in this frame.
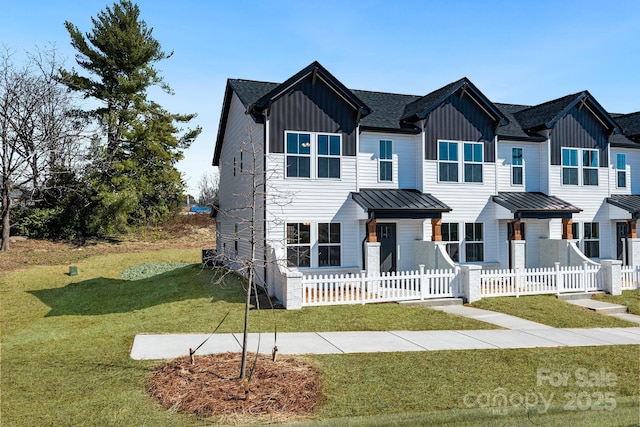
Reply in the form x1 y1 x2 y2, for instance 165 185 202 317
583 222 599 258
286 223 311 267
464 222 484 262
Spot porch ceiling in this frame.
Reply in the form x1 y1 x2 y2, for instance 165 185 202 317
351 188 451 219
607 194 640 220
492 192 582 219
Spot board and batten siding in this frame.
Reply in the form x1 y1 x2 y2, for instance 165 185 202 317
358 132 421 189
423 95 497 162
550 106 610 166
267 75 358 156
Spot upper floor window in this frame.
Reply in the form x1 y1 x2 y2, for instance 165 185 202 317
318 223 341 266
512 147 523 186
562 148 578 185
286 222 311 267
285 131 341 179
317 134 341 178
616 153 627 188
438 141 459 182
379 140 393 182
463 143 483 183
464 222 484 262
441 222 460 262
582 149 598 186
286 132 311 178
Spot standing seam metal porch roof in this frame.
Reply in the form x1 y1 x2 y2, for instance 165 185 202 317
492 192 582 219
351 189 451 219
606 195 640 220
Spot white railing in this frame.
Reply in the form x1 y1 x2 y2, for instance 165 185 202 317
480 262 603 298
621 265 640 290
301 266 458 307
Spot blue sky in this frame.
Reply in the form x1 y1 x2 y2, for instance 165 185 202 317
3 0 640 194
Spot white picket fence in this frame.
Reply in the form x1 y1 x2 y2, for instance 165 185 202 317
621 265 640 290
480 262 603 298
301 266 458 307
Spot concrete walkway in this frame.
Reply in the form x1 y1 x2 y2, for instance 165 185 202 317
428 305 553 329
130 327 640 360
564 299 640 324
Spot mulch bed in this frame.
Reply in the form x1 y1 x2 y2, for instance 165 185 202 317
147 352 321 424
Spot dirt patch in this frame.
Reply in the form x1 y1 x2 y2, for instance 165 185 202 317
147 352 321 424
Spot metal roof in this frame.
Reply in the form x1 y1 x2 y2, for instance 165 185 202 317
606 195 640 219
351 188 451 219
492 192 581 219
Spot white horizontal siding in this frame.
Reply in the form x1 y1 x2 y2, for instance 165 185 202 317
358 132 421 189
496 141 544 192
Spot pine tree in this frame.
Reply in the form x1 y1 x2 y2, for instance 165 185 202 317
61 0 200 233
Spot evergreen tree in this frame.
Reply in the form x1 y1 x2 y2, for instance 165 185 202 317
61 0 200 234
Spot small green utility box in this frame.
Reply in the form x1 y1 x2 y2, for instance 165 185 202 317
69 266 78 276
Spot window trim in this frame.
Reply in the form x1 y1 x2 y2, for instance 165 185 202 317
511 147 524 186
582 149 599 186
583 222 600 259
317 222 342 267
438 140 459 183
285 131 342 180
616 153 627 189
441 222 460 262
464 222 484 262
378 139 393 182
286 222 311 267
562 148 579 185
463 142 483 183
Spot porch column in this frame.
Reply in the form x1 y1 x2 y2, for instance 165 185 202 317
431 218 442 242
629 220 638 239
364 242 381 276
562 218 573 239
366 218 377 242
510 220 522 240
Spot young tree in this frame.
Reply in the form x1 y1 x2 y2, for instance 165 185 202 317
0 47 86 251
60 0 201 233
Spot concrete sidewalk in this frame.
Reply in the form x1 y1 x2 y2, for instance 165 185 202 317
428 305 553 329
130 327 640 360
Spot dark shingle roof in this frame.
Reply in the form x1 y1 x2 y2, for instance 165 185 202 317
514 93 582 130
615 112 640 137
607 195 640 218
495 103 546 141
352 188 451 219
401 79 463 121
493 192 581 218
353 90 421 132
228 79 277 108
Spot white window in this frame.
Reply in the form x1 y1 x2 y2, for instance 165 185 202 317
285 131 341 179
562 148 578 185
512 147 523 186
442 222 460 262
464 223 484 262
286 223 311 267
438 140 483 183
318 223 341 266
286 132 311 178
379 140 393 182
438 141 459 182
562 147 599 186
463 143 483 183
583 222 599 258
616 153 627 188
582 149 598 186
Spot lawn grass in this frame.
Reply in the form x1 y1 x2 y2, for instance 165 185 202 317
593 289 640 315
469 294 637 328
2 249 638 426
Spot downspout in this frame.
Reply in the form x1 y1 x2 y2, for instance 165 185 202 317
420 120 426 193
263 109 269 292
494 135 499 195
606 136 612 197
355 123 360 192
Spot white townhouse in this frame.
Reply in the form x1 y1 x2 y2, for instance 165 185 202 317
212 62 640 302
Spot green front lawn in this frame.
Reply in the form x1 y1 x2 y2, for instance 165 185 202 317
2 249 638 426
470 294 637 328
593 289 640 315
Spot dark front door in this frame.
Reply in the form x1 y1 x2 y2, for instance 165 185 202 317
377 223 396 273
616 222 629 264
